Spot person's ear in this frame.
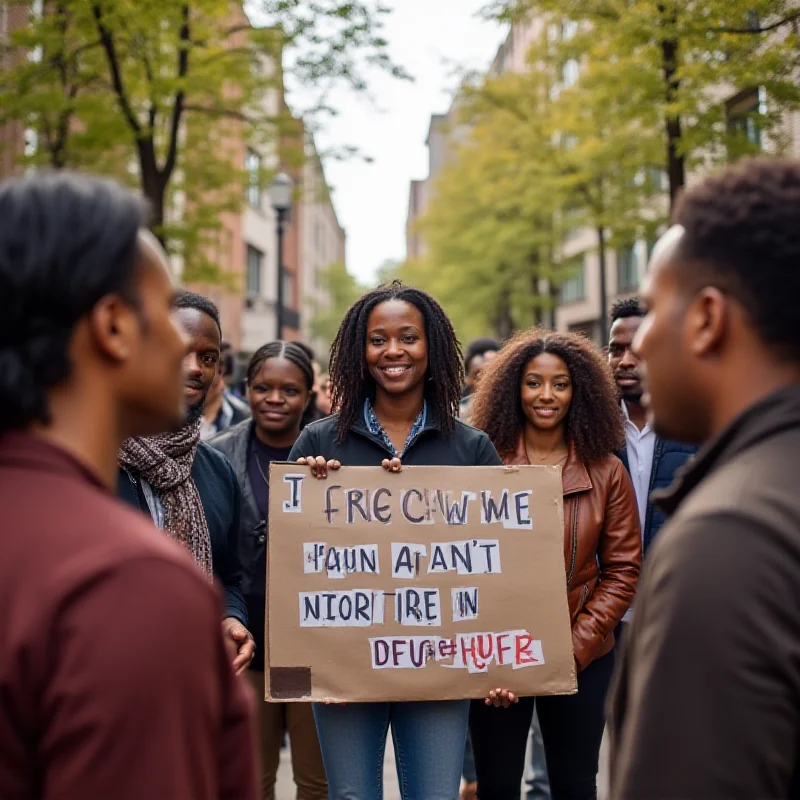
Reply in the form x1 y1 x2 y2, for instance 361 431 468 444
686 287 728 358
87 295 140 363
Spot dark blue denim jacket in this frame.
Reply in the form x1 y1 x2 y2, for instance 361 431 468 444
620 437 697 553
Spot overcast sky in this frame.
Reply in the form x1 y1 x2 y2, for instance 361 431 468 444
292 1 506 284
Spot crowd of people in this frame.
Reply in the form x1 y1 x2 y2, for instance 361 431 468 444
2 155 800 800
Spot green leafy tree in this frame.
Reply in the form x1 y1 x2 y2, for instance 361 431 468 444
408 24 662 341
0 0 405 279
308 260 365 348
541 22 664 340
402 69 566 341
484 0 800 207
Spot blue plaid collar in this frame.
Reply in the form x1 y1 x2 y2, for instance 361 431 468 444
363 399 427 458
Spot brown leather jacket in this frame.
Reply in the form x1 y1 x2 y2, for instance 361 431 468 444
508 437 641 670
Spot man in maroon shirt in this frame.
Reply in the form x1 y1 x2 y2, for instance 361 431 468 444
0 173 258 799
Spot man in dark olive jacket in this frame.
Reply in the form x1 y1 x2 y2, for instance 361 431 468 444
610 158 800 799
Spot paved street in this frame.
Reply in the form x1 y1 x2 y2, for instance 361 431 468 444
274 729 611 799
275 738 402 800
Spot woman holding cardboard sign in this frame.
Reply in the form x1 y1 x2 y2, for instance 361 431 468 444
291 281 505 800
211 341 328 800
468 329 641 800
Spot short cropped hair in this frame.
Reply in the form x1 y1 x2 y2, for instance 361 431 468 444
610 297 642 323
672 158 800 361
0 172 146 432
175 290 221 335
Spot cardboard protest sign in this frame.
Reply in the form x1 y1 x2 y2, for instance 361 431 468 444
265 464 577 703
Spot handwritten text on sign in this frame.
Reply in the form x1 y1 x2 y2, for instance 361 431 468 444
266 464 576 702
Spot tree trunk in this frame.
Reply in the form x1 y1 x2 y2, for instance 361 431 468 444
138 140 167 247
51 109 71 169
549 281 559 330
529 252 543 326
493 288 514 341
91 1 186 251
658 5 686 209
597 226 609 346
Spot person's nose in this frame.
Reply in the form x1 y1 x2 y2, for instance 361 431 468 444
267 388 283 404
183 352 202 378
619 346 639 370
385 338 403 358
539 383 554 402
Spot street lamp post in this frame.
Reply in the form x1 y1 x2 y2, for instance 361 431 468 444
269 171 294 341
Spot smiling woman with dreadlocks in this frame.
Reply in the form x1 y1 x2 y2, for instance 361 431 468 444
290 281 503 800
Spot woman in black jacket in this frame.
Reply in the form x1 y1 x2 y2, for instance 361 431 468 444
211 341 327 800
290 281 504 800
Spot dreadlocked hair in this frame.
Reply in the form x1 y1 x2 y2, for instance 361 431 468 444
471 328 624 464
247 340 316 428
329 281 463 444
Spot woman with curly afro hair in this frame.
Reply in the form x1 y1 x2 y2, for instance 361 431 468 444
289 281 504 800
468 328 641 800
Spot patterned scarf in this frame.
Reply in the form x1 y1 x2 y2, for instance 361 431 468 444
119 420 213 580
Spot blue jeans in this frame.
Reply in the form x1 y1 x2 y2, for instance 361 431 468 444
313 700 469 800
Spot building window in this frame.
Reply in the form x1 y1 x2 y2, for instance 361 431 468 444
633 166 667 192
560 258 586 303
727 87 763 155
563 134 579 151
646 166 667 192
315 219 325 256
245 149 262 208
645 227 667 268
569 320 600 345
617 245 639 293
562 204 584 241
282 270 295 308
646 238 657 267
246 244 263 296
562 58 580 88
561 19 579 41
23 128 38 159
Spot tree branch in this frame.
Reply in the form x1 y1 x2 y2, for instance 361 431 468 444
90 2 141 135
464 86 532 125
191 23 252 48
67 39 103 61
139 48 157 130
163 4 190 179
707 11 800 35
183 104 255 123
196 45 259 67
